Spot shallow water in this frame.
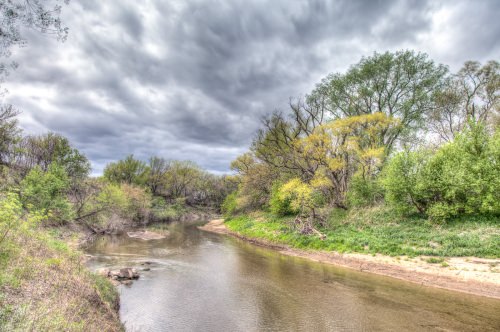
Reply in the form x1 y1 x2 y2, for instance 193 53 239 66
85 221 500 332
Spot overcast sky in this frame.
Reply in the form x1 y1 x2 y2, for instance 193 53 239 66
3 0 500 174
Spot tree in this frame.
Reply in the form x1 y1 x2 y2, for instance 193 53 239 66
383 123 500 220
146 156 170 195
309 50 448 154
20 162 73 223
429 60 499 142
296 113 399 208
103 155 147 185
0 105 20 166
13 132 90 179
0 0 69 86
252 109 321 180
162 160 201 199
278 178 326 237
230 153 281 211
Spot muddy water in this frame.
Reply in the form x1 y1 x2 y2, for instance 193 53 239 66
85 221 500 332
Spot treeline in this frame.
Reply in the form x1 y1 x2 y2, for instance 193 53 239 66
224 51 499 233
0 110 235 234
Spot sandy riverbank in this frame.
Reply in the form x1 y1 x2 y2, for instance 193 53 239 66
199 219 500 299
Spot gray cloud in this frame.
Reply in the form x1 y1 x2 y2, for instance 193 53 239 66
3 0 499 174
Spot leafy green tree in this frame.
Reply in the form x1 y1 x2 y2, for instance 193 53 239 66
230 153 281 211
20 163 73 223
382 149 431 215
14 132 90 179
103 154 147 185
296 113 399 208
309 50 448 153
162 160 201 199
384 124 500 220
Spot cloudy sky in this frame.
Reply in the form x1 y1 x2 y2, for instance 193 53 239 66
3 0 500 174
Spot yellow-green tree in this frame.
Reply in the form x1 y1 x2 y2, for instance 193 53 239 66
296 113 400 208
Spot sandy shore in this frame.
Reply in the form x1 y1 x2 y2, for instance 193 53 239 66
199 219 500 299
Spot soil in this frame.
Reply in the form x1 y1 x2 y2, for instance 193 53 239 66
199 219 500 299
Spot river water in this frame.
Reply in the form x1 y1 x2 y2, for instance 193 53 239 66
85 220 500 332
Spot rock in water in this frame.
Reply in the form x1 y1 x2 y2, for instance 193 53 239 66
119 268 139 279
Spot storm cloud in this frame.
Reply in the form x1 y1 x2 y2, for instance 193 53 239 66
3 0 500 174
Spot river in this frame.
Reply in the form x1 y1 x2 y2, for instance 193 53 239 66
84 220 500 331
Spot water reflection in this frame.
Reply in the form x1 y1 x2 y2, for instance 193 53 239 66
85 221 500 332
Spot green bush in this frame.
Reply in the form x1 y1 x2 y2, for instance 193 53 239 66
383 124 500 220
382 149 430 215
20 163 73 223
221 192 238 217
347 174 384 207
269 182 296 216
0 193 22 246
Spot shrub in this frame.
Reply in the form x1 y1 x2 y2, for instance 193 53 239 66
221 192 238 218
89 182 152 225
20 163 73 223
119 183 152 221
0 193 22 246
383 124 500 220
347 174 384 207
382 149 430 215
269 182 296 216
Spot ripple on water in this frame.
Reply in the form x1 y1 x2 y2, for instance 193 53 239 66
85 223 500 332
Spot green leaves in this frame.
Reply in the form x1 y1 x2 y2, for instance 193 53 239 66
103 154 148 185
0 193 22 246
309 50 448 153
383 124 500 221
20 163 73 223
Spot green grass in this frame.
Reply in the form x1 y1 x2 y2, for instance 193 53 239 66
0 221 123 331
425 257 445 264
225 206 500 258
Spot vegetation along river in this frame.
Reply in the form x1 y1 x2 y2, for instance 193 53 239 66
85 220 500 332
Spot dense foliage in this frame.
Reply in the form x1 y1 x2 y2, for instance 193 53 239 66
225 51 499 232
0 115 233 234
384 124 500 220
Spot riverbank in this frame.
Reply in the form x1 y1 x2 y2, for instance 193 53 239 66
0 222 123 331
200 219 500 299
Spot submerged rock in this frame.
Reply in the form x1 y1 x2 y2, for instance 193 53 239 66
108 267 139 280
98 267 140 286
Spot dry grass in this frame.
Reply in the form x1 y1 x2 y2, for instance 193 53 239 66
0 225 123 331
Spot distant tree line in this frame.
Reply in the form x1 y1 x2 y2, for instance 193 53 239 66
0 110 236 232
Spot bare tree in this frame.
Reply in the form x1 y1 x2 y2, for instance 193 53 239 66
429 60 499 142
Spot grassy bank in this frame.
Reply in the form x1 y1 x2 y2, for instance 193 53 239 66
225 207 500 258
0 221 123 331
